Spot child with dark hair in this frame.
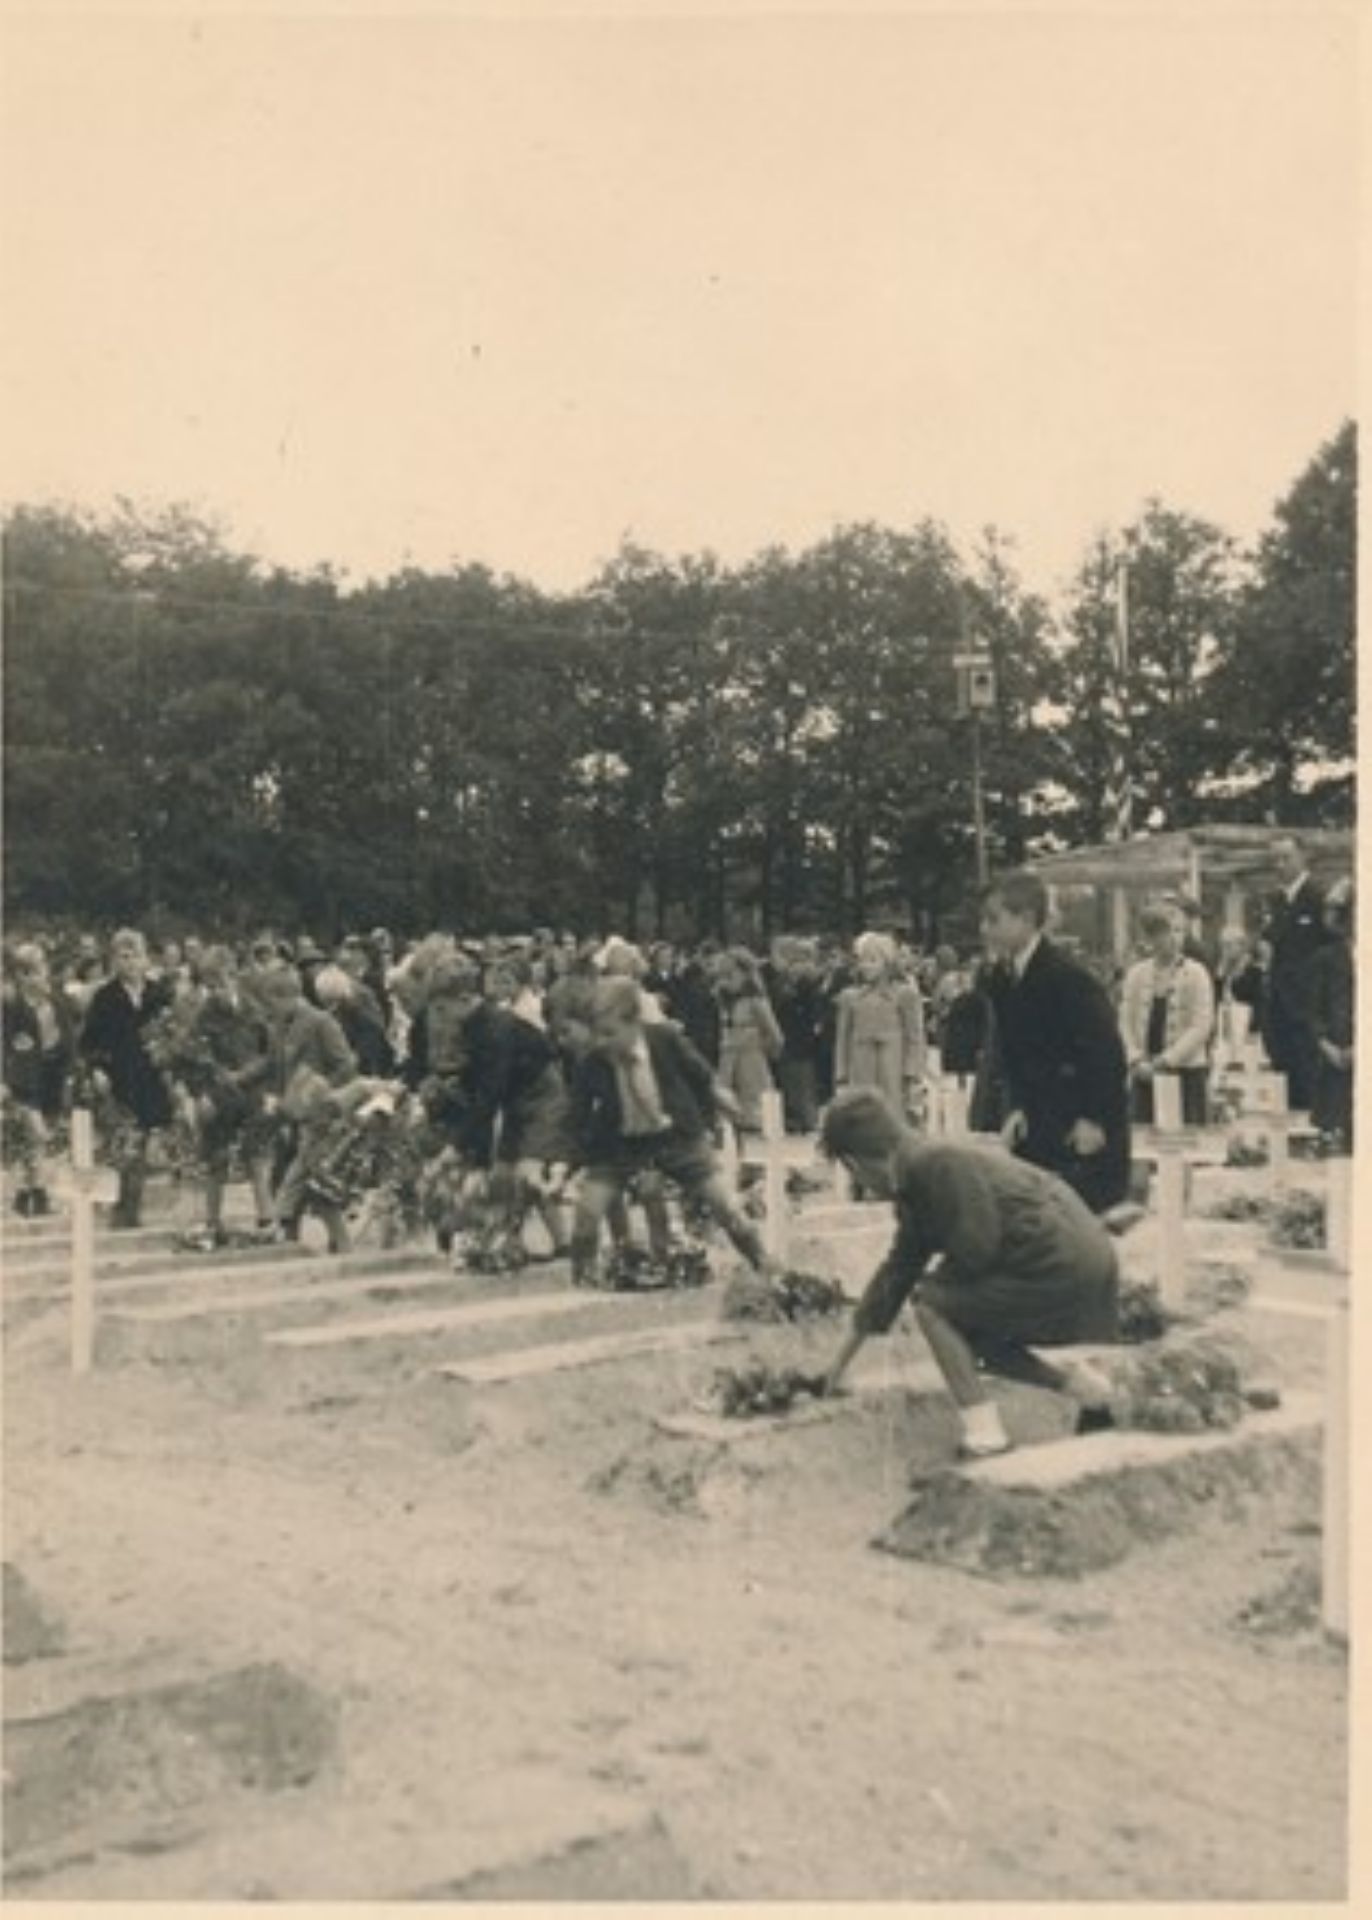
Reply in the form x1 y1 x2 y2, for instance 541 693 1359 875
767 937 826 1134
485 955 573 1262
818 1088 1120 1460
80 928 176 1228
185 945 277 1249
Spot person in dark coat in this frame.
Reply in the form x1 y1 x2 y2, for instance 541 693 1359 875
1263 834 1330 1112
817 1090 1120 1460
186 945 277 1245
4 964 52 1215
313 965 395 1077
1215 927 1266 1018
1310 880 1354 1149
765 937 827 1134
10 942 76 1123
978 872 1131 1215
79 928 175 1227
660 951 721 1068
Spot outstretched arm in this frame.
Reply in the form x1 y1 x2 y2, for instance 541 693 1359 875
823 1320 869 1396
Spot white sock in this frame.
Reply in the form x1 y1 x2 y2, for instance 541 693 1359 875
960 1401 1009 1449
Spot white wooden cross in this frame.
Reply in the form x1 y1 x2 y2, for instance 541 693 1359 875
1257 1152 1350 1641
1245 1069 1294 1192
69 1106 97 1374
1149 1071 1191 1313
729 1089 827 1264
930 1071 973 1139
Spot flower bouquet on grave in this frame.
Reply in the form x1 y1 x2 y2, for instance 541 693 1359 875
1116 1277 1178 1345
1189 1260 1253 1314
663 1240 711 1289
1224 1136 1269 1169
445 1175 527 1275
720 1266 847 1324
341 1097 427 1246
697 1359 828 1419
1 1090 45 1177
1108 1333 1248 1433
143 1003 219 1098
1269 1188 1325 1250
1204 1190 1270 1224
599 1238 711 1293
601 1244 662 1292
417 1144 469 1248
145 1113 200 1182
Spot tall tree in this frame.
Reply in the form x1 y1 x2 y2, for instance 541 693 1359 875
1208 419 1355 822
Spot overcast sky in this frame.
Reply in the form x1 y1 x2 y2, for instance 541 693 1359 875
0 4 1356 599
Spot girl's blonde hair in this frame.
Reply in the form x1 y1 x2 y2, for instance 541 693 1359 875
312 964 353 1006
854 931 896 972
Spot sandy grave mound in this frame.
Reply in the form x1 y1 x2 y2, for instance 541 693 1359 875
1234 1559 1335 1648
3 1564 68 1666
4 1660 338 1876
876 1426 1319 1580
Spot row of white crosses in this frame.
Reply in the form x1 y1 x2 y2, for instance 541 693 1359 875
69 1106 98 1374
1217 1001 1303 1185
723 1052 982 1270
1257 1145 1352 1643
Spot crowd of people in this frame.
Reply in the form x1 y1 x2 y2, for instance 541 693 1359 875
1 838 1355 1288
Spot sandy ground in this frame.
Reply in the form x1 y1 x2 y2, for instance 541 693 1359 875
1 1167 1349 1902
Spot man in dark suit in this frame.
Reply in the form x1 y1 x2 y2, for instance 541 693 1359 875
567 977 779 1288
979 871 1131 1215
79 927 175 1228
1263 834 1329 1112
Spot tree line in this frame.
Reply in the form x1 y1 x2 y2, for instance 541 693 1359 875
2 420 1354 944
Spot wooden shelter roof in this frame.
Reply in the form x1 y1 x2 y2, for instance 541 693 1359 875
1030 825 1354 890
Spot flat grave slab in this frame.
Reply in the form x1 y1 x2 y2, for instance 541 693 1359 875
107 1266 464 1325
3 1238 320 1286
654 1349 942 1443
14 1759 669 1904
264 1285 635 1351
956 1392 1321 1491
437 1318 741 1385
3 1246 439 1306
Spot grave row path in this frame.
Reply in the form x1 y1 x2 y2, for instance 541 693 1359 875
2 1130 1335 1406
2 1200 778 1385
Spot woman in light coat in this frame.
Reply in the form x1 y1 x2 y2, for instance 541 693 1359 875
834 931 927 1123
1119 905 1215 1127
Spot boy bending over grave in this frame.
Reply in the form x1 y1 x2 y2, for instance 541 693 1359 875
818 1088 1120 1460
567 978 783 1290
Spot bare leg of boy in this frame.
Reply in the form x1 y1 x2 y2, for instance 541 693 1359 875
690 1170 777 1275
571 1172 624 1286
912 1298 1012 1457
636 1170 673 1265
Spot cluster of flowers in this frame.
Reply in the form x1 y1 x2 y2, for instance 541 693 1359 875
701 1361 828 1419
1268 1187 1326 1250
720 1267 847 1324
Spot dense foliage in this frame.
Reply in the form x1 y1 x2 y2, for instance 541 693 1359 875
3 422 1353 941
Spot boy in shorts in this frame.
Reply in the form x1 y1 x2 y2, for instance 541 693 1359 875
567 978 781 1290
819 1088 1119 1459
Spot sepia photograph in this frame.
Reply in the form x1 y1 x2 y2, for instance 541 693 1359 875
0 0 1358 1904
